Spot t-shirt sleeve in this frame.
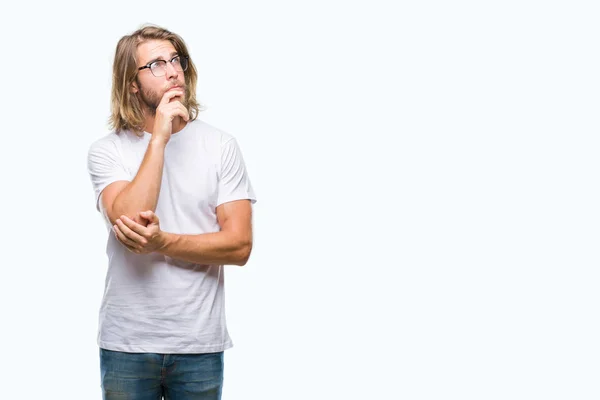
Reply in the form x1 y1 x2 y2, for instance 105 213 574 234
217 138 257 207
87 138 132 212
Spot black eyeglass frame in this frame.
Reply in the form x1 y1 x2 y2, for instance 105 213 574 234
137 55 189 76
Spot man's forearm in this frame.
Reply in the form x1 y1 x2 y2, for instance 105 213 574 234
112 140 166 224
158 231 252 266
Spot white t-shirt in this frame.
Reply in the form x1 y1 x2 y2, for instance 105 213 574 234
87 119 256 353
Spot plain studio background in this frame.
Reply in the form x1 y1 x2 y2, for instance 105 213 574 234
0 0 598 399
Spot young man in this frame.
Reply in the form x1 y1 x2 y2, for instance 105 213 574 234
87 24 257 399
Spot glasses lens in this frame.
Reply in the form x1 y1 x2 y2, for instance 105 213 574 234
178 56 188 72
150 61 167 77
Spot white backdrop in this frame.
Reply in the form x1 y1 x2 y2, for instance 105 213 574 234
0 1 599 399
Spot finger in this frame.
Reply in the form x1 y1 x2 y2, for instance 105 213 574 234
159 102 188 123
119 215 149 237
122 240 140 254
165 102 189 121
168 92 185 103
113 224 142 250
116 218 148 245
176 103 190 121
160 89 185 106
140 210 159 224
124 242 141 254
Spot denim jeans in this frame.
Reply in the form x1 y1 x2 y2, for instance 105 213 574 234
99 348 224 400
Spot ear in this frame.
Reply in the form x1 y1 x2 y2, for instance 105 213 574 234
131 81 139 94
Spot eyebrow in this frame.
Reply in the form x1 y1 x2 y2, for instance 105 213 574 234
144 51 179 65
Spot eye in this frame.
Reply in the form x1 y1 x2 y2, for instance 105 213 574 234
150 60 166 71
170 56 181 66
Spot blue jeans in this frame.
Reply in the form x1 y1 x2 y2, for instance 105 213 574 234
100 348 224 400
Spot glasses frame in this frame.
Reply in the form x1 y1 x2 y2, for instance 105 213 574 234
137 55 189 77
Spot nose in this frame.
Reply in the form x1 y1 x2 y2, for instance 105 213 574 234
165 61 179 80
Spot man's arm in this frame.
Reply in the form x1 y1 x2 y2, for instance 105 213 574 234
158 199 253 266
100 140 166 226
113 199 254 266
100 90 188 226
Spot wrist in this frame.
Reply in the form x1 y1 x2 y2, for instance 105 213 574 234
157 231 174 253
149 137 168 149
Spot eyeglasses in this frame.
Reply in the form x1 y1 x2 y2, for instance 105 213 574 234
138 55 189 77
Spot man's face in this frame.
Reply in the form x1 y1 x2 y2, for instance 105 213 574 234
134 39 187 113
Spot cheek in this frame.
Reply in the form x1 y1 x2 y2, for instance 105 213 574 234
142 85 162 99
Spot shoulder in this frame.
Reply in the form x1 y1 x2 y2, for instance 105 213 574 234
188 119 236 146
88 131 120 152
87 130 135 164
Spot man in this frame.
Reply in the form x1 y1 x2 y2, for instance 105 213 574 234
87 24 257 399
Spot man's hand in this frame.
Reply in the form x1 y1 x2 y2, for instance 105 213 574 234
113 210 166 254
152 89 189 144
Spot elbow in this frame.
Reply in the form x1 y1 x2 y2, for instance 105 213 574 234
106 204 147 227
103 205 119 227
234 240 253 266
105 202 127 226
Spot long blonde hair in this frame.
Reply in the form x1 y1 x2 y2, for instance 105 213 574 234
109 24 202 134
